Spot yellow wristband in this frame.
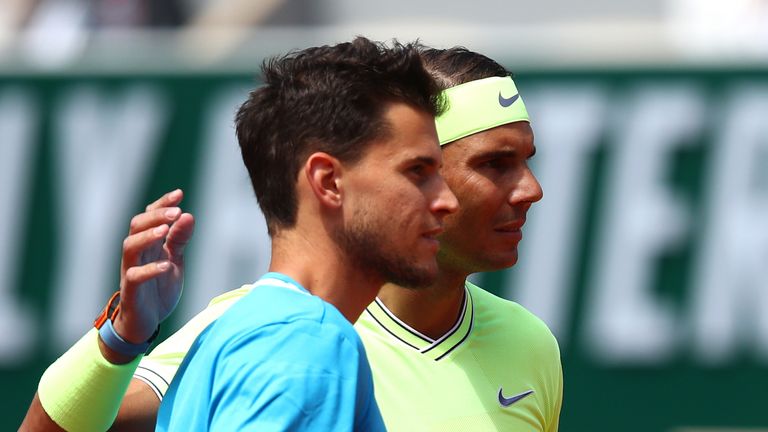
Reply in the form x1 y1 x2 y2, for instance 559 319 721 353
38 329 142 432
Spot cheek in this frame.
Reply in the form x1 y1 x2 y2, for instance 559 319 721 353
452 187 486 224
442 205 480 239
375 187 423 225
441 213 463 240
449 196 508 246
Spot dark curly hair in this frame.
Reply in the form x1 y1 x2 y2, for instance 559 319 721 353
236 37 444 235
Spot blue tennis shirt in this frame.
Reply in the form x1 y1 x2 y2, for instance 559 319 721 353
156 272 386 431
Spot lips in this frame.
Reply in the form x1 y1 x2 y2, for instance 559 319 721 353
493 219 525 232
421 226 444 252
422 226 445 238
422 226 444 244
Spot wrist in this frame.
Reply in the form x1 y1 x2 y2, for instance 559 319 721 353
94 291 159 363
98 336 139 364
98 318 157 358
112 312 156 345
97 322 145 364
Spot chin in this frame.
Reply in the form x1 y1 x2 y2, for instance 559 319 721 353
414 262 439 285
482 252 519 272
384 260 439 289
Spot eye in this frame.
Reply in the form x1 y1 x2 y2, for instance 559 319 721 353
481 157 513 171
410 164 425 175
406 162 435 183
408 164 427 178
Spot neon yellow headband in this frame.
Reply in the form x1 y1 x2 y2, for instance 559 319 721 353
435 76 529 146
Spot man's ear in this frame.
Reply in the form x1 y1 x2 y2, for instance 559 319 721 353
304 152 343 208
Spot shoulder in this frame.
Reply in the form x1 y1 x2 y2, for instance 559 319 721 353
144 283 255 360
136 284 256 398
467 281 560 356
155 284 255 352
467 280 553 332
206 289 363 368
199 312 368 403
206 284 255 307
141 285 255 359
218 283 352 334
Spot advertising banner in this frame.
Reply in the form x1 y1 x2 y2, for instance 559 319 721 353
1 70 766 431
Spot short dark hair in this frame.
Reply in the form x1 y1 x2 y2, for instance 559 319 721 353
419 47 510 89
236 37 443 235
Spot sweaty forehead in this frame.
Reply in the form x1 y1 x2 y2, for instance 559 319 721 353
443 122 534 159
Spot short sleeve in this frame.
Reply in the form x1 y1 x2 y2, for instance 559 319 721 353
207 320 384 431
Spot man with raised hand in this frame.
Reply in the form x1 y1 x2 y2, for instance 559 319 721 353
21 45 562 432
20 37 458 431
20 187 194 432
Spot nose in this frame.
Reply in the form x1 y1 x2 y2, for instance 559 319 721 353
431 176 459 217
509 168 543 205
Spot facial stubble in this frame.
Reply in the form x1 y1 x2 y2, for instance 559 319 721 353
334 207 437 289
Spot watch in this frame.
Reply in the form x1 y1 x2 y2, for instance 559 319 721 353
93 291 159 357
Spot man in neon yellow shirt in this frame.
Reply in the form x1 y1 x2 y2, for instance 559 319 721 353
21 46 562 431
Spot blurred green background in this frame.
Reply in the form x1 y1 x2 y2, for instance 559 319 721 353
2 69 766 431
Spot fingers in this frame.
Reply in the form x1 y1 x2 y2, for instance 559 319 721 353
124 260 172 287
145 189 184 213
165 213 195 258
121 188 193 276
122 224 169 270
129 206 182 235
129 188 189 235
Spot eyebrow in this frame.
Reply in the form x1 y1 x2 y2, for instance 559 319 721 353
472 146 537 162
409 155 440 167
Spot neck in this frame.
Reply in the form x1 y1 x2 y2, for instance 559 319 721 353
269 230 383 323
376 267 469 339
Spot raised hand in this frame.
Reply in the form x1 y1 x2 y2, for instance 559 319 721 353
113 189 195 345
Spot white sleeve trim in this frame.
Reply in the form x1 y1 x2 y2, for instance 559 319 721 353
133 364 170 401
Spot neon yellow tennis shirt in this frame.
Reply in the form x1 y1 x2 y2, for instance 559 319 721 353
357 281 562 431
135 281 562 431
